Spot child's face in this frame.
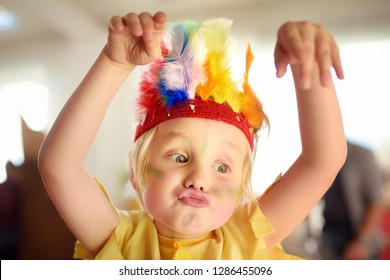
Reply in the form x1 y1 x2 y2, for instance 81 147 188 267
142 117 249 239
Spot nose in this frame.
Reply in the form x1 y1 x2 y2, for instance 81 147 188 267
183 163 208 192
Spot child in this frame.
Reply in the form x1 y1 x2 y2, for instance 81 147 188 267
38 11 347 259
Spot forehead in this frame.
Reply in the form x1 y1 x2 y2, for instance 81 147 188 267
153 118 250 153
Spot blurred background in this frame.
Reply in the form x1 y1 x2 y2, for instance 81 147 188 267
1 0 390 259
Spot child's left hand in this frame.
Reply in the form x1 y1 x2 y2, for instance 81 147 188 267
274 21 344 89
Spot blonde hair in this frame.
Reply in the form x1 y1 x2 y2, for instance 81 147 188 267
128 126 157 194
128 124 259 209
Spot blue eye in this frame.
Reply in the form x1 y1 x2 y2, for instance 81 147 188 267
169 153 188 163
213 163 230 173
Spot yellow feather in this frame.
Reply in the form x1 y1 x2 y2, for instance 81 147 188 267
196 18 237 105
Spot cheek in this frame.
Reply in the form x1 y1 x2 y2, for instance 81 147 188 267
212 186 241 200
142 187 167 218
212 204 237 228
211 179 242 222
145 163 180 187
143 187 160 206
212 175 242 201
143 169 181 210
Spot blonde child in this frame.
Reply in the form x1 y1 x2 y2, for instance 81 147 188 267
38 11 346 259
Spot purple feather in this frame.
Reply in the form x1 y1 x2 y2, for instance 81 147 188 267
159 22 204 107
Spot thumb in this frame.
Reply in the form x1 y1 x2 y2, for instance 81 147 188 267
143 36 163 61
274 44 288 78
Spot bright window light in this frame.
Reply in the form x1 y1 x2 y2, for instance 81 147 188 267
336 39 390 149
247 38 390 194
0 81 48 183
0 7 19 31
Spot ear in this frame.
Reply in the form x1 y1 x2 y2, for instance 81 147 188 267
129 169 139 191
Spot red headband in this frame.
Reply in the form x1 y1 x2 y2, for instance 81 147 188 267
134 97 254 149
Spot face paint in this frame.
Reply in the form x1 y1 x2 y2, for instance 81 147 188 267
212 186 240 198
182 214 195 227
146 164 165 178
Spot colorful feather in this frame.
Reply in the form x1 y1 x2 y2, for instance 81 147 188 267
196 18 238 109
137 44 168 124
136 18 268 142
159 21 203 106
240 44 268 130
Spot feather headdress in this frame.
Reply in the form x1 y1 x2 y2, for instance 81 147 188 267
135 18 268 149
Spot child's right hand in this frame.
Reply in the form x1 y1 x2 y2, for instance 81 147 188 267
104 12 167 67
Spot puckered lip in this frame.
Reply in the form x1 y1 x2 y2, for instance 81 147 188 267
177 189 210 208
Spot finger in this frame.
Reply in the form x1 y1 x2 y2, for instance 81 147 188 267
139 12 156 41
296 23 316 89
139 12 163 58
277 22 303 60
274 43 288 78
315 32 332 87
278 22 314 89
122 12 143 37
330 37 345 80
153 11 168 32
109 16 125 33
275 23 301 78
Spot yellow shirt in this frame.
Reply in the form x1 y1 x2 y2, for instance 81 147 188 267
74 199 302 260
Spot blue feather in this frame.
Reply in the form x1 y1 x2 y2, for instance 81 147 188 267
158 80 189 107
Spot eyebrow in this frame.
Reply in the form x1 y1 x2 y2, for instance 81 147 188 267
160 128 245 157
163 130 189 141
221 140 244 157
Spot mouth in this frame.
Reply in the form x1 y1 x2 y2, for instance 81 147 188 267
178 189 209 208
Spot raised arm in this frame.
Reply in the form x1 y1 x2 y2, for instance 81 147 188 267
259 21 347 249
38 12 167 255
